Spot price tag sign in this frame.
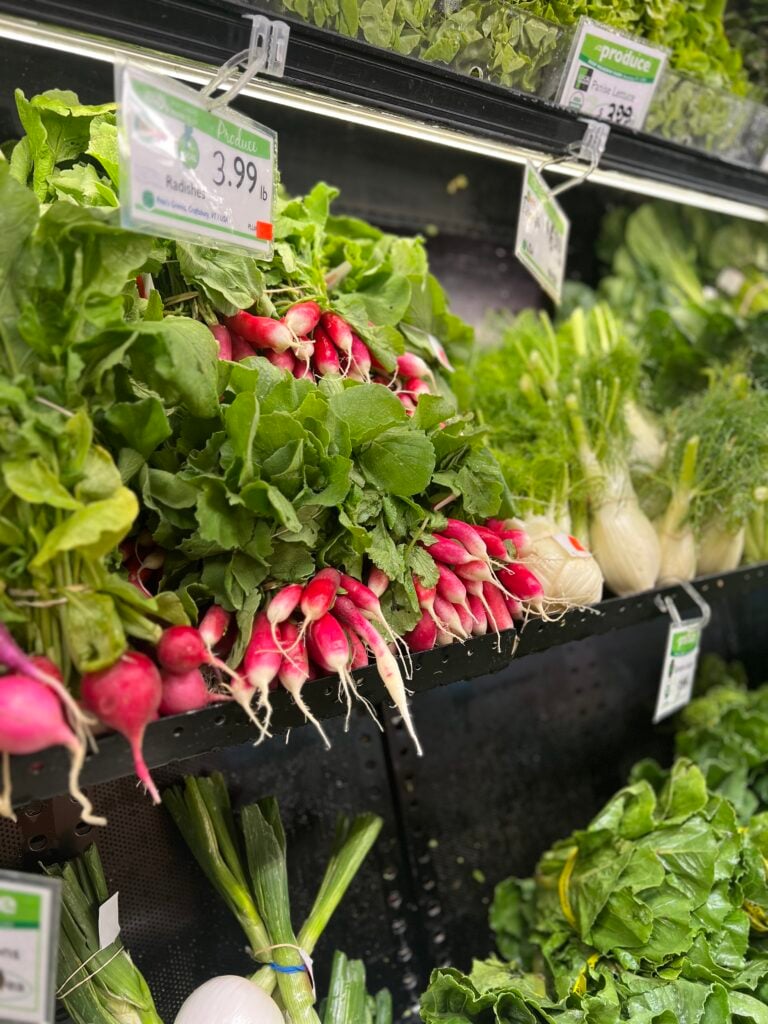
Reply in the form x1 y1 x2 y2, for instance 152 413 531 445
653 623 701 723
557 18 667 130
0 870 61 1024
515 162 569 304
117 64 276 257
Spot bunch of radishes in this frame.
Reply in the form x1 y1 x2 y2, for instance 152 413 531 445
405 518 545 651
208 302 441 407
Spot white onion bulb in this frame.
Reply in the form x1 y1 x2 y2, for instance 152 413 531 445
175 976 285 1024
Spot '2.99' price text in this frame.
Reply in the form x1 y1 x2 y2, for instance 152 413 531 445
211 150 259 192
599 102 634 125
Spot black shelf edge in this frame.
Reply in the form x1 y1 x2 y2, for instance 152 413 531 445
9 562 767 808
1 2 767 211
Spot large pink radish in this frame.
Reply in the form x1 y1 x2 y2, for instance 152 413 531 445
345 628 369 670
297 568 341 640
472 525 510 561
339 573 411 678
397 352 434 384
266 349 296 374
306 613 367 728
266 583 304 650
347 335 372 382
439 520 489 561
199 605 232 649
367 567 390 597
433 596 468 639
497 564 545 612
242 612 282 733
313 329 342 376
226 312 292 352
404 613 437 653
283 300 321 336
320 312 354 356
482 582 514 633
81 652 162 803
423 537 475 566
334 596 421 754
278 622 329 748
159 668 228 715
467 595 488 636
0 674 103 825
436 563 467 605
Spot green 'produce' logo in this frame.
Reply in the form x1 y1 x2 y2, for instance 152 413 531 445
580 33 661 83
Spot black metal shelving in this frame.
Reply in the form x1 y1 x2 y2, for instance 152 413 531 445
0 2 767 211
10 563 767 809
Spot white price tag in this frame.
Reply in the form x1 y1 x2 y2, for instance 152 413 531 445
653 623 701 723
552 533 591 558
0 871 61 1024
117 64 276 257
557 18 668 130
98 892 121 951
515 162 569 304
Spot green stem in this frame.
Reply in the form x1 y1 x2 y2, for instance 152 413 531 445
662 435 699 536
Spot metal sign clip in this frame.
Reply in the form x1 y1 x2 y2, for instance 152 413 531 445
654 579 712 631
202 15 290 111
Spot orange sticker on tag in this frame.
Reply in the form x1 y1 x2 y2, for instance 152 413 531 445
256 221 274 241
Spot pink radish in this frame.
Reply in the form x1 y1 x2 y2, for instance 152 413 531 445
0 624 90 737
231 333 255 361
346 627 369 670
423 537 474 566
334 596 421 754
339 574 412 677
473 526 510 561
226 312 292 352
413 577 459 639
455 559 495 584
199 605 231 649
312 330 341 376
283 300 321 337
297 568 341 640
278 622 329 749
397 393 416 415
242 612 282 731
436 628 452 647
505 596 524 620
0 674 103 825
159 669 227 716
348 335 372 381
498 564 545 610
402 376 431 397
433 596 468 639
157 626 209 673
500 528 531 557
454 602 473 637
294 358 314 380
404 613 437 653
209 324 233 361
320 312 353 356
440 520 489 561
482 581 514 633
436 563 467 605
266 349 296 374
397 352 434 384
307 613 364 728
367 567 390 597
267 584 303 636
81 652 162 803
467 595 488 636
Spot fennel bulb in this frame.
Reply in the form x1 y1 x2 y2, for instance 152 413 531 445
697 522 745 575
523 518 603 609
175 976 284 1024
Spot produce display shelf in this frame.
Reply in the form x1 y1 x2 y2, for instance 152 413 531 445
10 562 767 810
1 5 767 221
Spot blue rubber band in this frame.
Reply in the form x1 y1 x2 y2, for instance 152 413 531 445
269 962 306 974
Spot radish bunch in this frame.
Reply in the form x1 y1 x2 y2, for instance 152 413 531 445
405 518 547 652
213 303 441 414
256 568 422 754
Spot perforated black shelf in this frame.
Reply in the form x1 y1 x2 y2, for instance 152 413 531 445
9 563 768 809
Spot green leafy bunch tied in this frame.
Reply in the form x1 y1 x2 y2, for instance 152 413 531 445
488 760 768 1019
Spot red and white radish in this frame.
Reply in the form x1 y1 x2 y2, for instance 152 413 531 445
242 612 282 733
423 537 475 566
231 333 255 361
278 622 329 748
367 567 390 598
0 674 103 825
283 300 321 337
334 597 421 755
320 312 353 356
81 652 162 803
339 574 411 677
312 330 341 377
226 312 292 353
404 612 437 653
266 349 296 374
307 613 366 728
297 568 341 641
159 669 228 716
396 352 434 385
209 324 233 361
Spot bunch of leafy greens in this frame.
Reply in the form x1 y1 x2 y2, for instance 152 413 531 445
725 0 768 100
3 89 502 675
659 654 768 822
422 760 768 1023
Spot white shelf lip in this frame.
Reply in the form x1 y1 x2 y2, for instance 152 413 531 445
2 12 767 224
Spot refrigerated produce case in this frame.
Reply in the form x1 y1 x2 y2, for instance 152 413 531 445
1 2 767 1020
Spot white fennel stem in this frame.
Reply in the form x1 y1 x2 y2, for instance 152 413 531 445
567 394 660 597
656 435 699 586
697 521 745 575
